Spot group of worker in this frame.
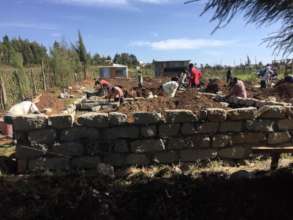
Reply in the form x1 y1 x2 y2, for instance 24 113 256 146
257 64 277 88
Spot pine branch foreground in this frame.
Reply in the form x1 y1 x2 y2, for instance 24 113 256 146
194 0 293 56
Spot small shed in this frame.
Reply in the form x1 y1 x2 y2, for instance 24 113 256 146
99 64 128 78
154 60 190 77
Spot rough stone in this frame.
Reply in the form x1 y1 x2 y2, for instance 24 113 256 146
71 156 101 169
50 142 84 156
28 129 56 146
141 125 157 137
13 114 48 131
131 139 165 153
126 154 150 166
246 120 274 132
48 114 74 129
278 119 293 131
60 127 100 142
165 110 198 123
206 108 227 122
108 112 127 125
227 107 257 120
103 153 125 166
268 132 291 145
212 135 231 148
133 112 162 124
197 122 219 133
232 133 267 145
29 157 69 171
219 121 243 132
17 160 28 173
166 138 194 150
105 126 139 139
16 144 46 159
180 149 217 162
159 124 180 137
181 123 196 135
230 170 254 180
97 163 115 178
153 151 178 163
77 113 109 128
258 106 287 119
219 147 250 159
113 140 129 153
192 136 211 148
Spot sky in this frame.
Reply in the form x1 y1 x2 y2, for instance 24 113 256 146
0 0 284 65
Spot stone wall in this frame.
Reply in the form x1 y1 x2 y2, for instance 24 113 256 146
14 106 293 173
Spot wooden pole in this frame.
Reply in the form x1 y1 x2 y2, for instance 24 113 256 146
0 75 7 110
41 60 47 91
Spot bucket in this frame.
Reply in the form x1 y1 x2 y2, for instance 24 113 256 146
0 117 13 137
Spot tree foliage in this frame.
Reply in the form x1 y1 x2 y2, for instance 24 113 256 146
73 31 88 78
194 0 293 56
113 53 139 67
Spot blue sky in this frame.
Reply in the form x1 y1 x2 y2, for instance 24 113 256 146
0 0 283 65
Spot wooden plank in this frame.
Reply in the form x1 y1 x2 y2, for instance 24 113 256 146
252 146 293 154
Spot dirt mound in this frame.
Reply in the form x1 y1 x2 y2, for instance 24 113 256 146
205 79 229 94
36 91 65 115
117 89 228 118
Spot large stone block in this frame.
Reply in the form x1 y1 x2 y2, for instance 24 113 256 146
258 106 287 119
133 112 162 124
227 107 257 120
113 140 129 153
109 112 128 125
166 137 194 150
219 147 250 159
181 123 196 135
126 154 150 166
131 139 165 153
50 142 84 157
268 132 291 145
103 153 125 166
219 121 243 132
278 119 293 131
246 120 274 132
29 157 69 171
16 144 46 159
212 135 231 148
192 135 211 148
206 108 227 122
71 156 101 169
13 114 48 131
180 149 217 162
48 114 74 129
141 125 157 138
60 127 100 142
232 133 267 145
28 129 56 146
197 122 219 133
165 110 198 123
77 113 109 128
159 124 180 137
105 126 139 139
153 151 178 163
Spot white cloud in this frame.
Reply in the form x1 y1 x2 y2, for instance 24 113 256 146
0 22 56 30
131 38 235 50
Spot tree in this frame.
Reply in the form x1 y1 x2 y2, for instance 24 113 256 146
73 31 88 79
190 0 293 55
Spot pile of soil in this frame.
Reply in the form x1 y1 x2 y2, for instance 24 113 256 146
205 79 229 94
117 89 228 117
1 168 293 220
36 91 65 115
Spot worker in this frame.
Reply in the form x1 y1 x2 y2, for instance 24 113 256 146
178 72 188 89
4 98 41 129
260 65 274 88
188 63 202 88
86 79 111 98
160 77 179 98
227 77 247 98
108 86 124 103
226 67 232 84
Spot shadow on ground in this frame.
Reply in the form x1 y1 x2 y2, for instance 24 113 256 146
0 166 293 220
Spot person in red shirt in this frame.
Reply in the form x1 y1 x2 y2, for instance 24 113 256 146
188 63 202 88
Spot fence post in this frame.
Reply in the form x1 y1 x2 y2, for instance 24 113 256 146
0 75 7 110
41 60 47 91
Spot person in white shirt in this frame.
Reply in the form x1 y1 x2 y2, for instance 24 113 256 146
4 99 41 124
161 77 179 98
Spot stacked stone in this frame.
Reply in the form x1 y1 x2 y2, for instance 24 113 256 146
14 106 293 173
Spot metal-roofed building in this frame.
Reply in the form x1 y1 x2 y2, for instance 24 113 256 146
153 60 190 77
